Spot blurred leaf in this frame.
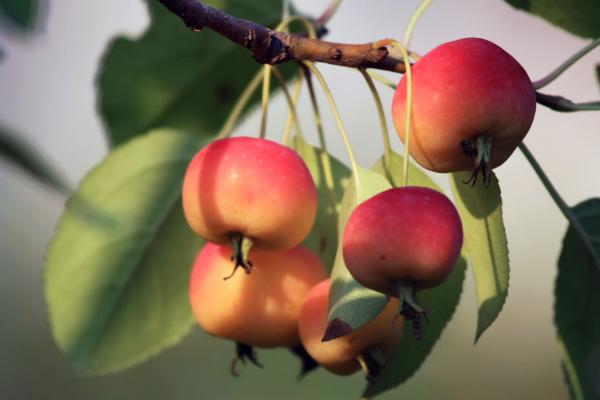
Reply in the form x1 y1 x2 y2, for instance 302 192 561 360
555 198 600 400
0 123 70 193
325 167 392 340
45 129 207 375
293 135 351 269
0 0 37 31
98 0 287 147
451 172 509 342
364 255 466 398
596 65 599 91
361 151 466 397
504 0 600 38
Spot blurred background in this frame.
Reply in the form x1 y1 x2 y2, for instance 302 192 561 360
1 0 599 398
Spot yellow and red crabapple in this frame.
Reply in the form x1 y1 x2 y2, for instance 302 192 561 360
342 187 463 337
298 279 404 377
189 243 326 351
182 137 317 275
392 37 536 185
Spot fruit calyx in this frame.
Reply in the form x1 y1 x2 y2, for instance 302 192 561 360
357 347 386 382
225 234 254 280
289 344 320 378
230 342 263 377
397 282 427 340
460 134 493 187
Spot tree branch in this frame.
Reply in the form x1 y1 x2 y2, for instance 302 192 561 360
536 92 600 112
157 0 407 73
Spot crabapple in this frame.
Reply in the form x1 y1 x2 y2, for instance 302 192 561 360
342 187 462 336
189 243 326 348
182 137 317 274
298 279 404 376
392 37 536 184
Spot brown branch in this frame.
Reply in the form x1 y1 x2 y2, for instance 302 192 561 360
536 92 600 112
157 0 407 73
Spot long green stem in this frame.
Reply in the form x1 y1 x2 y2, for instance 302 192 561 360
403 0 433 48
533 38 600 89
302 61 360 192
276 15 317 38
519 143 600 272
259 65 272 139
392 41 414 187
302 66 338 221
271 66 305 141
368 71 398 90
281 75 304 146
216 69 263 139
359 68 392 176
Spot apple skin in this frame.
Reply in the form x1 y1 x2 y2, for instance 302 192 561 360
342 187 462 297
182 136 317 250
392 37 536 172
298 279 404 375
189 243 327 348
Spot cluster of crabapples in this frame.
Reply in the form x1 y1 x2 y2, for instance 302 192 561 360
181 38 536 378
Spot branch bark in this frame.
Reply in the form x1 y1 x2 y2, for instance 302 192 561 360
157 0 407 73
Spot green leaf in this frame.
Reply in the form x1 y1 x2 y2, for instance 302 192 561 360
0 123 71 193
555 198 600 400
364 255 467 398
0 0 37 31
451 172 509 342
45 129 207 375
98 0 286 147
360 151 466 397
293 135 351 269
504 0 600 39
325 167 392 338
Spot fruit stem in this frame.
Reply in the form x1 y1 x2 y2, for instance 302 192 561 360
367 71 397 90
359 68 393 181
259 65 272 139
402 0 432 48
519 143 600 272
533 38 600 89
397 282 426 340
301 65 339 222
302 61 361 192
271 66 305 141
225 234 254 279
281 74 304 146
215 69 263 139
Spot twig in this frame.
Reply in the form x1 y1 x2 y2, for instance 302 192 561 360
157 0 407 73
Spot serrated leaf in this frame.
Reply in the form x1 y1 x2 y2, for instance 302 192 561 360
293 135 351 269
555 198 600 400
364 255 466 398
451 172 509 342
45 129 207 375
325 167 392 338
0 123 70 193
504 0 600 39
98 0 286 147
360 151 466 397
0 0 37 31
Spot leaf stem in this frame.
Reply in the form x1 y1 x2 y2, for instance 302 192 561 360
315 0 343 28
359 68 392 177
259 65 272 139
403 0 432 48
519 143 600 271
271 66 305 141
302 61 360 192
533 38 600 89
216 69 263 139
301 65 339 222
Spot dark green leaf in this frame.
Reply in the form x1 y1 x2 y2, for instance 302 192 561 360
45 129 207 375
555 198 600 400
451 172 509 342
293 135 351 269
98 0 287 147
0 0 37 31
505 0 600 38
364 255 466 399
0 123 70 193
326 167 392 337
361 151 466 397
